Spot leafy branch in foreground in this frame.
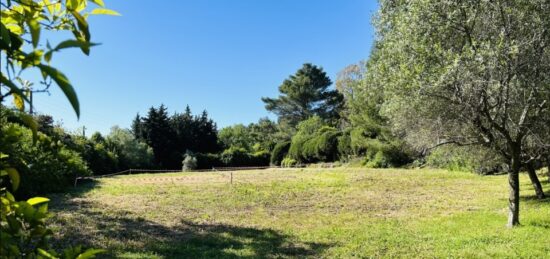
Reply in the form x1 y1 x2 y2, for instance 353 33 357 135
1 0 119 257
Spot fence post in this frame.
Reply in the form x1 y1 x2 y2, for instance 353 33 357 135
230 172 233 185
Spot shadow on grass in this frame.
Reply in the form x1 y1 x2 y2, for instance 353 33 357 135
528 220 550 229
70 178 100 195
522 195 550 204
521 179 550 204
50 198 332 258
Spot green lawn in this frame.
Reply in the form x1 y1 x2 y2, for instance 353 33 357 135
49 168 550 258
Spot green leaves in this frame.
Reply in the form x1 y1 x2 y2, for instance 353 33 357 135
90 8 120 16
0 22 12 47
0 1 116 257
0 73 29 103
55 39 99 51
27 19 41 48
43 0 55 14
89 0 105 7
37 249 57 259
68 10 92 55
4 168 20 190
19 111 39 142
27 197 50 206
45 40 100 58
38 64 80 118
66 0 86 11
75 248 106 258
13 93 25 110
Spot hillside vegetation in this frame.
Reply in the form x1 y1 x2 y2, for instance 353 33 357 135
49 168 550 258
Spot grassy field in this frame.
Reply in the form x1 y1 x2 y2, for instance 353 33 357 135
48 168 550 258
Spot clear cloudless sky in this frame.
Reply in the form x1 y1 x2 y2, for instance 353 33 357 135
32 0 378 135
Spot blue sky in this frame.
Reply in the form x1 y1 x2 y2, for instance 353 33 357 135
32 0 378 135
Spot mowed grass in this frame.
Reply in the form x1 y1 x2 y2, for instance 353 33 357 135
48 168 550 258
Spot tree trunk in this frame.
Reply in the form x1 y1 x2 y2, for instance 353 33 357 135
507 154 521 228
547 163 550 184
527 164 545 199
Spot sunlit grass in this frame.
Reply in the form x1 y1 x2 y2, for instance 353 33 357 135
49 168 550 258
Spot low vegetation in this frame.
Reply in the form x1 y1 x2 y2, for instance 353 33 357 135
49 168 550 258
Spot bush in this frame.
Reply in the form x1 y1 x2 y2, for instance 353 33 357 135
271 141 291 166
195 153 224 169
221 147 250 166
281 157 298 167
72 137 119 175
426 145 504 174
361 139 410 168
106 126 154 170
337 130 353 161
182 153 198 171
288 118 342 163
251 150 271 166
220 147 271 167
0 123 90 197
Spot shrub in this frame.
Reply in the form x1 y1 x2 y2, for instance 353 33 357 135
270 141 291 166
312 127 340 161
182 153 198 171
362 139 410 168
220 147 271 167
106 126 154 170
281 157 298 167
426 145 504 174
221 147 250 166
0 123 90 197
71 137 119 175
251 150 271 166
337 130 353 161
195 153 224 169
288 118 341 163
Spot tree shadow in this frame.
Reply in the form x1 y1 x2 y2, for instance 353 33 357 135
69 178 100 195
521 180 550 203
521 195 550 204
528 220 550 229
49 198 333 258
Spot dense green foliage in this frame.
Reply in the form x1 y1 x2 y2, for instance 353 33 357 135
218 118 279 153
0 0 117 256
0 121 90 197
270 141 291 166
194 152 224 169
132 105 221 169
262 63 344 128
288 117 341 164
370 0 550 226
426 145 505 175
218 124 253 151
105 127 154 170
220 148 270 167
216 118 280 167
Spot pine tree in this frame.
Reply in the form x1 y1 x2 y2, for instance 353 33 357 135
131 113 143 139
142 105 177 168
262 63 344 128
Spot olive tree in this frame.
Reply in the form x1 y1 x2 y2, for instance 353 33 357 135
372 0 550 227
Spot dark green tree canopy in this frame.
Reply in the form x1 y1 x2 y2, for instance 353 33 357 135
262 63 343 127
132 105 221 169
